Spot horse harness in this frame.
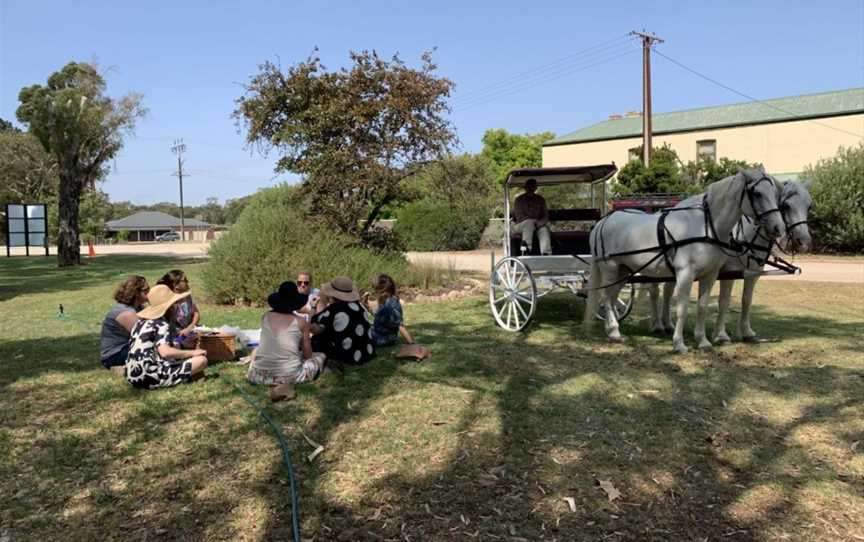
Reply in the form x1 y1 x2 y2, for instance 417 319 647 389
591 175 783 288
728 188 807 272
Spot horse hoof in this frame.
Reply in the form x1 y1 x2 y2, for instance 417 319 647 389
608 334 625 343
651 326 665 335
742 335 759 343
713 334 731 345
699 343 714 352
664 326 675 334
672 343 688 354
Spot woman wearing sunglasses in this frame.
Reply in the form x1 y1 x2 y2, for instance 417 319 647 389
99 275 150 372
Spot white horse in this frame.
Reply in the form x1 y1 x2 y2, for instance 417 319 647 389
583 168 786 353
647 180 812 342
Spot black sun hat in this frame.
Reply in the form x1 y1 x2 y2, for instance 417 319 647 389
267 281 309 314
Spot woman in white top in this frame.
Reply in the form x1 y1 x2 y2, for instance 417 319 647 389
247 281 326 401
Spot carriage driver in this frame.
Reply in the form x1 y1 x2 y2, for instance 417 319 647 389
513 178 552 255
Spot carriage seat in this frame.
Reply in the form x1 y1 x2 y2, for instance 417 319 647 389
509 208 599 256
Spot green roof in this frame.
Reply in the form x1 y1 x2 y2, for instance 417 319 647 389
545 87 864 146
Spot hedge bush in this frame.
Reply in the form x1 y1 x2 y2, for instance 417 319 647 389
201 184 409 304
393 200 488 251
804 143 864 253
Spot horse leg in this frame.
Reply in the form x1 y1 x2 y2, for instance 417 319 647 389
662 283 675 333
694 276 717 351
602 269 625 342
713 280 734 344
671 268 694 354
648 284 665 333
738 276 760 342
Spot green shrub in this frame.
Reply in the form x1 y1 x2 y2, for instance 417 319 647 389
201 184 410 304
394 200 488 251
803 143 864 253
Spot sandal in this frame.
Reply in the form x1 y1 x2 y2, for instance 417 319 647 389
269 384 296 402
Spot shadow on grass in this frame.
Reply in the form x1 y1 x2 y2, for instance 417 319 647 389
4 291 862 541
0 255 200 302
0 333 103 390
243 297 864 541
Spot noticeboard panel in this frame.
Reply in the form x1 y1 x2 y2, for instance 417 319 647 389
5 203 49 255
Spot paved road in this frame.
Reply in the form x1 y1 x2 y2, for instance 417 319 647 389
407 250 864 284
9 244 862 283
8 242 210 259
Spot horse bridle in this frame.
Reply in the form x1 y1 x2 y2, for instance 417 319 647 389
740 174 783 225
733 185 809 262
779 192 809 232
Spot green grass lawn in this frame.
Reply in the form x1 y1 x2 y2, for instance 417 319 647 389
1 255 862 541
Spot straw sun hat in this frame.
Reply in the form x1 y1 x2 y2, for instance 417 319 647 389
319 276 360 302
137 284 191 320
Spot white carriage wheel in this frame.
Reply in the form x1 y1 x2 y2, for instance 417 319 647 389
489 257 537 331
596 282 636 321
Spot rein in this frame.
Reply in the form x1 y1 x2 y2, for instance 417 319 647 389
588 174 783 291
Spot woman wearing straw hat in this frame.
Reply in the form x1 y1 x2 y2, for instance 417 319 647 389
125 285 208 389
311 276 375 367
247 281 326 401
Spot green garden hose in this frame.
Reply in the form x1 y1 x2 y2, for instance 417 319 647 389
217 371 302 542
54 308 302 542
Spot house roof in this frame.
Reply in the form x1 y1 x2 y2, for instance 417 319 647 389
106 211 210 231
544 87 864 146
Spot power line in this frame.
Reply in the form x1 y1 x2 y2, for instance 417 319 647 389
451 41 637 109
452 34 635 103
654 49 864 139
137 135 246 151
452 49 638 112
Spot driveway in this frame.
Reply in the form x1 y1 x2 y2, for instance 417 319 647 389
10 244 862 283
407 249 864 284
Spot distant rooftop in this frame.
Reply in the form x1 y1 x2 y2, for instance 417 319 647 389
545 87 864 146
106 211 210 231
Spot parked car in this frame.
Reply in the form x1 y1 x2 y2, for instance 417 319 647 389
155 231 181 242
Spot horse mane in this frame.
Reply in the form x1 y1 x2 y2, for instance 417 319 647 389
705 172 743 204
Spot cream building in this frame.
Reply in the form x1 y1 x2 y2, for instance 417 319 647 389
542 88 864 180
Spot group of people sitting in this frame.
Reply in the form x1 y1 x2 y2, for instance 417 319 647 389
99 269 415 399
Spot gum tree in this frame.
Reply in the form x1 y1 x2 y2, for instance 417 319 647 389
16 62 145 266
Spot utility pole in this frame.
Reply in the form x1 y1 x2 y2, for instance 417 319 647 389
170 139 188 241
630 30 664 167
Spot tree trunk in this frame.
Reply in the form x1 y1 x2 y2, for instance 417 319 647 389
57 173 82 267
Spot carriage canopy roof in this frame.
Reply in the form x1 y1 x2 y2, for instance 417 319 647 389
505 164 617 187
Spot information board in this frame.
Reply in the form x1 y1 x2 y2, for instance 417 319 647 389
5 203 49 257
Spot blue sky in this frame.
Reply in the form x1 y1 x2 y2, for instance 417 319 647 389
1 0 862 205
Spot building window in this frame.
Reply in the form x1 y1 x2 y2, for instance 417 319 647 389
628 146 642 162
697 139 716 162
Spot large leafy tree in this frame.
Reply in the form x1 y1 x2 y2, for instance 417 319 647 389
0 127 58 206
481 128 555 183
234 50 456 242
408 153 498 213
16 62 145 266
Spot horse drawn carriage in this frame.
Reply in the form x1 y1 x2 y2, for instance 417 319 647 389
488 164 633 331
489 165 810 350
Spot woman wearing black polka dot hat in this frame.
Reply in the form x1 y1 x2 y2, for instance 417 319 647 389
311 276 375 366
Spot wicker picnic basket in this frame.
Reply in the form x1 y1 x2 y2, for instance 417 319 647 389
196 332 236 361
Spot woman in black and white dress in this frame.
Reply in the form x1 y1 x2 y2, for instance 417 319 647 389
311 276 375 367
125 285 208 389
